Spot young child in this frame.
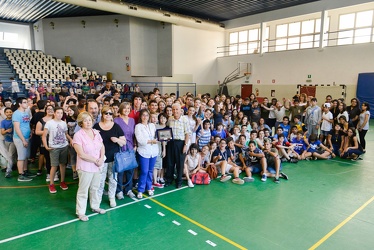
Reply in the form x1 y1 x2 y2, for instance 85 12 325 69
279 116 291 139
291 131 307 160
289 125 298 142
42 107 72 193
153 113 167 187
262 138 288 183
320 103 333 144
275 134 297 163
243 140 267 182
211 122 226 139
1 108 16 178
302 134 332 160
184 143 203 188
196 120 211 150
293 115 308 136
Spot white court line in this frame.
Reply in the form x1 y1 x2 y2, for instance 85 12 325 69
188 229 198 236
0 186 188 244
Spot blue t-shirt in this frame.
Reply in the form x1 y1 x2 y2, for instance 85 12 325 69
291 137 306 154
279 124 291 138
211 129 226 139
12 110 31 140
307 140 322 153
212 148 231 163
1 119 13 142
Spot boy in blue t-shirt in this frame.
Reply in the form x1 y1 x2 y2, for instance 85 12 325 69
243 140 267 181
302 134 332 160
211 122 226 139
278 116 291 139
1 108 16 178
291 131 307 160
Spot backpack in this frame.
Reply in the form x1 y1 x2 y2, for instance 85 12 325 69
191 172 210 185
206 165 218 180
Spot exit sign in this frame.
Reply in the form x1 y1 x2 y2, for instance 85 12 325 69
307 75 312 78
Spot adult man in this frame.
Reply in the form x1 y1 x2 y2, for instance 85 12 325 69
183 95 194 114
100 80 116 96
29 100 47 170
165 103 190 188
304 97 321 136
13 97 36 181
74 99 101 133
149 100 159 114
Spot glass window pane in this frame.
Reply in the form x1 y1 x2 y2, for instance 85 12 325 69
238 43 248 54
229 44 238 56
315 19 321 32
302 20 314 34
289 22 301 36
262 40 269 53
301 35 313 48
356 10 373 27
339 13 355 29
354 28 372 44
248 42 258 53
0 32 3 41
338 30 354 45
373 28 374 42
314 35 321 47
276 24 288 37
238 31 248 43
229 32 238 44
248 29 258 41
276 38 287 51
288 37 300 50
4 32 18 42
265 27 270 39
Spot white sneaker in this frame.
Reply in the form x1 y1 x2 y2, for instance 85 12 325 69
46 174 50 182
109 198 116 208
126 190 135 198
116 191 124 200
54 173 59 182
187 180 194 188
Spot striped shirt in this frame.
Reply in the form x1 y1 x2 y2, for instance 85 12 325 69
168 115 190 140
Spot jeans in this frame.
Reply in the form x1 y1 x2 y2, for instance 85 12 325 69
137 155 156 193
341 148 363 159
358 129 368 150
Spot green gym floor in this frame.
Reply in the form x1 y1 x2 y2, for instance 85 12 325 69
1 126 374 250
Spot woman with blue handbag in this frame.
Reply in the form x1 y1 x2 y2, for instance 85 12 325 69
135 109 159 198
93 106 127 208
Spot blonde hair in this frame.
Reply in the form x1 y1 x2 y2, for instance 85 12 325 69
118 102 131 116
77 111 93 128
100 106 113 122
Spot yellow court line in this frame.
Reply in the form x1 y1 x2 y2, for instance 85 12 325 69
309 195 374 250
147 196 248 250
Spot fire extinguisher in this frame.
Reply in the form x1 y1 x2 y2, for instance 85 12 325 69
255 88 259 96
126 63 130 71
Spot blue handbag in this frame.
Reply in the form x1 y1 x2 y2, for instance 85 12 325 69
113 146 138 176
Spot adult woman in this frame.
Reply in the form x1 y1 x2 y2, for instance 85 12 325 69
340 127 364 161
73 112 106 222
66 105 79 180
94 106 126 208
135 109 159 198
235 98 242 112
158 100 166 113
357 102 370 153
347 98 361 128
225 98 233 116
114 102 137 199
234 111 244 125
35 105 54 181
231 109 238 123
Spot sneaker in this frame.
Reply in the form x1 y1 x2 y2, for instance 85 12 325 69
54 173 59 182
313 157 317 160
18 174 32 182
274 178 280 184
280 157 288 163
243 176 255 182
92 208 106 214
46 174 50 182
109 198 116 208
127 190 136 199
358 155 363 160
289 158 298 163
148 190 154 196
153 183 164 188
73 171 78 180
24 171 37 178
116 191 124 200
37 170 42 176
232 178 244 185
137 192 143 199
220 175 232 182
66 165 72 169
261 174 267 182
49 184 57 194
60 182 68 190
159 178 165 184
305 157 311 161
5 171 11 178
280 172 289 180
187 179 194 188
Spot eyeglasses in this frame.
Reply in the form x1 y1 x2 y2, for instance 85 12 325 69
105 112 113 115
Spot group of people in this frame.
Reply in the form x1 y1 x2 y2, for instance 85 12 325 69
0 86 370 221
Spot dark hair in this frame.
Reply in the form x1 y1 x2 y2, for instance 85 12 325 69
362 102 370 111
138 109 150 123
188 143 199 153
226 137 233 143
37 100 47 110
294 115 301 120
203 119 211 127
309 134 317 142
311 97 317 102
158 112 168 122
4 107 12 113
68 105 79 120
248 140 256 146
131 92 144 104
250 130 257 135
239 134 247 140
16 97 27 108
278 133 285 139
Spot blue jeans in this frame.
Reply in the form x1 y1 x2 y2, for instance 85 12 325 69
116 169 134 194
341 148 363 159
138 155 157 193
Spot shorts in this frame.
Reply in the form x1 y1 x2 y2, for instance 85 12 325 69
249 163 262 174
320 130 330 136
49 146 68 167
13 138 30 161
69 146 77 165
154 155 162 170
215 161 233 174
267 163 283 174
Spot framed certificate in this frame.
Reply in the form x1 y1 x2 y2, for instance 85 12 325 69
156 127 173 141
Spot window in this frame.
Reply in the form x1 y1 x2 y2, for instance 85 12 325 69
229 28 265 55
3 32 18 42
338 10 374 45
275 18 327 51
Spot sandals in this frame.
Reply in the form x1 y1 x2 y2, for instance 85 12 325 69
148 190 154 196
78 214 89 222
92 208 106 214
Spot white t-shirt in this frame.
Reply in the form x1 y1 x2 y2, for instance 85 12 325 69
359 111 370 130
321 111 333 132
44 119 68 148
